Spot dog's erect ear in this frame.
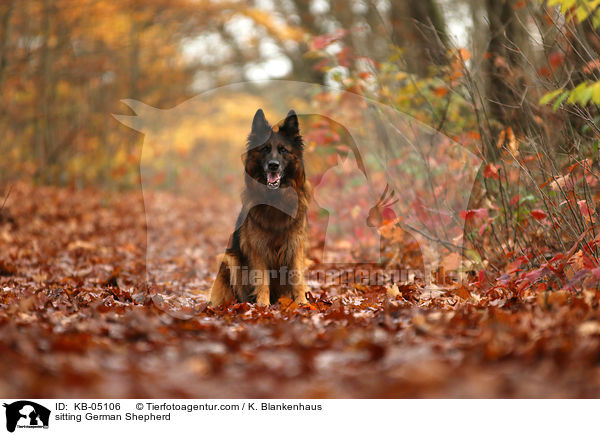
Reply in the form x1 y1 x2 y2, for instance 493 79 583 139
280 109 299 137
251 108 270 134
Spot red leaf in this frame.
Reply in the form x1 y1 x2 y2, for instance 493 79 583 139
507 256 528 274
537 66 552 78
483 163 500 179
312 35 334 50
531 209 548 220
583 59 600 74
432 86 449 97
549 52 565 69
460 208 489 221
381 207 396 221
311 29 347 50
336 46 352 67
525 266 549 282
578 200 592 217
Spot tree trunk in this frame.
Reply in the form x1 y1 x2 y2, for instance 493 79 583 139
35 0 52 182
484 0 532 139
286 0 326 83
390 0 449 76
0 0 14 98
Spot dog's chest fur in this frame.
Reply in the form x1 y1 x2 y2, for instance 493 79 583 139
241 203 306 267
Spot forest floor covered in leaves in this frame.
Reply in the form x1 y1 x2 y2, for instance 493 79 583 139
1 183 600 398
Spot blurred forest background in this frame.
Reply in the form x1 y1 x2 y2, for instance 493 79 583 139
2 0 600 268
1 0 598 186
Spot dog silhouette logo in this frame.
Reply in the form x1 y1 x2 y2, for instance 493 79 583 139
3 401 50 432
313 152 383 263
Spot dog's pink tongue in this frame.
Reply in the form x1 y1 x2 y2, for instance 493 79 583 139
267 173 279 183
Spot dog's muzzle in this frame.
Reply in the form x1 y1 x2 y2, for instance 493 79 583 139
266 160 282 189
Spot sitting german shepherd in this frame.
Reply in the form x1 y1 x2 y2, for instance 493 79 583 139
209 109 309 306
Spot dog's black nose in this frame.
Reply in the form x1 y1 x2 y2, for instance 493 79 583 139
268 160 280 171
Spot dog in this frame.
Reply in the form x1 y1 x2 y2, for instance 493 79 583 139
209 109 310 306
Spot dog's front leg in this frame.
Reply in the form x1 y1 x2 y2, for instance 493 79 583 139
291 250 308 304
251 256 271 306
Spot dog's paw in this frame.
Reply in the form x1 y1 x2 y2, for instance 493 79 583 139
256 293 271 307
294 292 308 305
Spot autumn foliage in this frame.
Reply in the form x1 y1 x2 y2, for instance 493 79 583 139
3 0 600 398
2 183 600 398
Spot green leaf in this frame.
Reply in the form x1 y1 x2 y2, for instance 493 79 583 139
552 90 570 110
539 88 564 105
522 194 536 203
575 6 591 21
568 82 586 103
560 0 576 14
568 82 593 105
465 249 482 264
591 82 600 104
544 0 600 29
579 86 594 105
594 9 600 28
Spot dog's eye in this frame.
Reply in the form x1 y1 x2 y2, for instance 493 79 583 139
279 146 288 154
263 145 271 153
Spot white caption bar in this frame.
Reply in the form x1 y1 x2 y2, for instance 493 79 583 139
0 399 597 435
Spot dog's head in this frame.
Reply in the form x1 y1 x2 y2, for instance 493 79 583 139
245 109 304 190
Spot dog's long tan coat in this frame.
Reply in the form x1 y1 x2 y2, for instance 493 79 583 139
210 109 309 306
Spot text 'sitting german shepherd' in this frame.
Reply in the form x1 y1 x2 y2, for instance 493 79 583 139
209 109 309 306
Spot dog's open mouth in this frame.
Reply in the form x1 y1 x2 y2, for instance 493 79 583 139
266 172 281 189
